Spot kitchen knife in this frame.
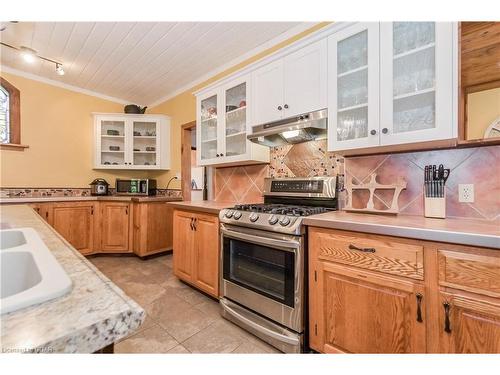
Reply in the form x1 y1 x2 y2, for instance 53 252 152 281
432 165 437 197
424 165 429 197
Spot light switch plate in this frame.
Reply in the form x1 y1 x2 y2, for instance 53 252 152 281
459 184 474 203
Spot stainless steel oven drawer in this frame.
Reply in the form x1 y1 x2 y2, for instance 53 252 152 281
220 298 302 353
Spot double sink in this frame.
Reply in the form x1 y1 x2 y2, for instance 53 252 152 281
0 228 72 315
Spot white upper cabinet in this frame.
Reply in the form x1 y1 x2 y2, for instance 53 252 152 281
283 39 328 117
327 23 380 151
94 114 170 170
252 59 284 125
328 22 456 152
252 39 328 125
196 75 269 167
379 22 454 145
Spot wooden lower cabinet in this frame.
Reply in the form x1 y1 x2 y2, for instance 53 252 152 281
48 202 97 255
172 209 219 298
438 291 500 353
172 209 196 280
310 261 426 353
28 200 173 257
100 202 131 253
133 202 173 257
308 226 500 354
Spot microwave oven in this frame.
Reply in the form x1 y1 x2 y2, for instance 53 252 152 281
115 179 157 196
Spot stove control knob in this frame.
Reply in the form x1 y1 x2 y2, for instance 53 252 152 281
225 210 234 219
233 211 242 220
268 215 279 225
279 216 291 226
249 213 259 222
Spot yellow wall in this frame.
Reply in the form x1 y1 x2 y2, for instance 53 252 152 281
467 87 500 140
149 22 331 187
0 72 150 187
1 23 330 189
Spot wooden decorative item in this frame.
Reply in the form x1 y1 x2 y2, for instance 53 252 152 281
344 173 407 215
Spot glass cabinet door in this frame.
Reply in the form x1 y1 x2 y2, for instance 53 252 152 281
380 22 454 145
199 94 219 161
131 120 158 167
224 81 247 158
328 23 380 151
99 119 126 167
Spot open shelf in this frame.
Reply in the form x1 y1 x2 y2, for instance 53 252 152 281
202 138 218 143
133 151 156 154
133 135 156 139
101 134 124 138
226 130 247 138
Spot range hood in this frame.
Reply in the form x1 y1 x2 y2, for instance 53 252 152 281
247 109 327 147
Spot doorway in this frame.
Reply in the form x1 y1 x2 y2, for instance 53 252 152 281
181 121 207 201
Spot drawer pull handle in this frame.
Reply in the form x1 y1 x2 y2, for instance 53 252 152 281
190 218 194 231
416 293 423 323
443 302 452 333
349 244 376 253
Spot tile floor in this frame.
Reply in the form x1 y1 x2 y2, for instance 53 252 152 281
89 254 280 354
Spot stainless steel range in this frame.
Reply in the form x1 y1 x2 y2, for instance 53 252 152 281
219 176 337 353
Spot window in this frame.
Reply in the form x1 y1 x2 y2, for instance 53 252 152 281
0 85 10 143
0 76 25 150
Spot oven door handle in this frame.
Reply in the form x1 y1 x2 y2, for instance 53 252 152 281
221 299 300 346
221 227 300 251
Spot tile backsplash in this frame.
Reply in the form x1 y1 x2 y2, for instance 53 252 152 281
213 140 500 221
0 187 182 199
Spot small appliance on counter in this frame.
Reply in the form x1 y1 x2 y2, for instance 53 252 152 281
89 178 109 196
115 178 157 196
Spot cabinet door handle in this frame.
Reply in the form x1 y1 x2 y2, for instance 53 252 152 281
91 207 94 215
125 207 128 215
277 105 282 111
382 127 389 134
284 104 289 109
370 129 377 135
190 218 194 230
443 302 452 333
348 244 376 253
416 293 423 323
193 218 197 231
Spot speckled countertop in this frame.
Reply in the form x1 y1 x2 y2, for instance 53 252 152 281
166 200 238 215
304 211 500 249
0 196 183 204
0 205 145 353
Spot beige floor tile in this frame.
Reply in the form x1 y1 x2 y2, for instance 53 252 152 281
144 291 193 320
119 281 168 306
193 298 221 320
156 306 217 343
115 325 178 353
182 319 246 353
175 286 214 306
167 344 191 353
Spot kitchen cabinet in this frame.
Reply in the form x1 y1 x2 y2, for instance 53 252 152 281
438 291 500 353
133 202 173 257
328 22 456 152
308 226 500 354
196 75 269 167
29 203 51 222
100 202 131 253
48 202 97 255
252 39 327 125
309 227 426 353
172 209 219 298
94 113 170 170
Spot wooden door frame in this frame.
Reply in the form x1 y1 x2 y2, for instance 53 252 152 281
181 121 196 201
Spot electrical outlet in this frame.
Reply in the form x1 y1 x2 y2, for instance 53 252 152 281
458 184 474 203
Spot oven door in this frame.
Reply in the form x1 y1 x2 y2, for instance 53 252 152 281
220 223 304 333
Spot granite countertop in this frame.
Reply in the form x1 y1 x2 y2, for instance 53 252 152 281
0 205 145 353
0 196 183 204
303 211 500 249
166 200 238 215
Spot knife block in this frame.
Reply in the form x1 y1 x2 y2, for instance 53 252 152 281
424 187 446 219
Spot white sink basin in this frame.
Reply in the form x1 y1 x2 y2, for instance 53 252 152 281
0 228 72 314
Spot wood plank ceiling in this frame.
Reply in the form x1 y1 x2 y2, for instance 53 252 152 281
0 22 306 105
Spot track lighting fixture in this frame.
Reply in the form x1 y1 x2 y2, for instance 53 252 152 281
0 42 65 76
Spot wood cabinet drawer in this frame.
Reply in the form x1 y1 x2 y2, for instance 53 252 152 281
438 248 500 298
309 227 424 280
